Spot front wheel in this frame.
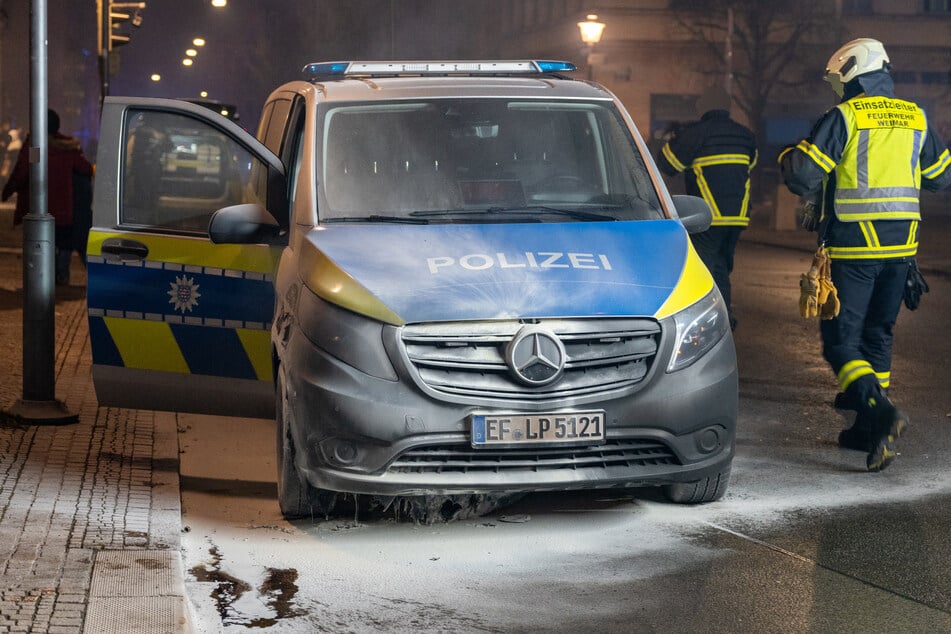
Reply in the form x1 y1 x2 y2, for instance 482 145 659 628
276 364 310 519
662 467 731 504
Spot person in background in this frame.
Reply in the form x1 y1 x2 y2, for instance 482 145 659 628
778 38 951 471
656 85 758 331
2 109 94 285
0 118 19 180
0 118 11 160
72 167 93 265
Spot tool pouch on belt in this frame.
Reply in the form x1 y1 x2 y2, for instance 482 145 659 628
799 246 839 319
903 259 929 311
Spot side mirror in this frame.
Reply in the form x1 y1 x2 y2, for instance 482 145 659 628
671 195 712 234
208 203 283 245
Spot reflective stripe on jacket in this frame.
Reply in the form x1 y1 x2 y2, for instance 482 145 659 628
657 110 758 228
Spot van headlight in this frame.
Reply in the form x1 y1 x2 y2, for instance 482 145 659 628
297 288 398 381
666 290 729 373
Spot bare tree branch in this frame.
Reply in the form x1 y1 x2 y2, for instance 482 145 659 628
672 0 837 138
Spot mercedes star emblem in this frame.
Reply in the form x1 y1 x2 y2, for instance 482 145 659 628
505 326 566 386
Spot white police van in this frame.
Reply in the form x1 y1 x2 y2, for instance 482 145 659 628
87 61 737 521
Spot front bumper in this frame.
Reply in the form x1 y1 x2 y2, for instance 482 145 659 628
282 319 737 497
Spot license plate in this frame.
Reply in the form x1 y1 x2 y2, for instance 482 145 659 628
470 411 605 447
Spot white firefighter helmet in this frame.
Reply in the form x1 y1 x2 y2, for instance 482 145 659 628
824 38 890 96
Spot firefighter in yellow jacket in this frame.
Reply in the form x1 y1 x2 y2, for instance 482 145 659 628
779 38 951 471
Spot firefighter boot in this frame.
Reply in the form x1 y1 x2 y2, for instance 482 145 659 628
866 399 909 473
834 391 858 412
838 413 873 452
835 385 888 412
835 384 872 450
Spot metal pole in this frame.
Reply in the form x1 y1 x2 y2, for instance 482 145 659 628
7 0 78 424
99 0 110 107
24 0 52 402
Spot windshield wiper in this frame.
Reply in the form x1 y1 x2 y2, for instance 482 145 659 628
410 206 617 221
322 215 429 224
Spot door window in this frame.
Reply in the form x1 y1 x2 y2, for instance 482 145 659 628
121 109 267 233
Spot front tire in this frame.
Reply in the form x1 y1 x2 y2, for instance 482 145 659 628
276 364 309 519
662 467 731 504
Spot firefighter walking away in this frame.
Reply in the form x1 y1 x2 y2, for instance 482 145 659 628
779 38 951 472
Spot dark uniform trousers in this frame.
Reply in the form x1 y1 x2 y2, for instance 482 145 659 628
820 259 907 411
690 226 743 316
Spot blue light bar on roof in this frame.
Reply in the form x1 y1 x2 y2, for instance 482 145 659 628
305 62 348 75
535 61 576 73
302 60 577 78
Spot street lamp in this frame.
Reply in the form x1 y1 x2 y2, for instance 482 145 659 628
577 13 605 80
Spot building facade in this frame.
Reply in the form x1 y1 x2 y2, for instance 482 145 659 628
491 0 951 169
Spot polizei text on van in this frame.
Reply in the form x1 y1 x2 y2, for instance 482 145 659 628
427 252 614 274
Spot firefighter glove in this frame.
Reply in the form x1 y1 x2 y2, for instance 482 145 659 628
817 250 840 319
800 246 839 319
799 267 820 318
819 276 840 319
903 259 929 310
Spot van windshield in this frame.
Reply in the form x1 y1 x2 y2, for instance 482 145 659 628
316 99 664 223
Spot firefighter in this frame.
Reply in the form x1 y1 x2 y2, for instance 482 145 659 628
657 85 758 331
779 38 951 471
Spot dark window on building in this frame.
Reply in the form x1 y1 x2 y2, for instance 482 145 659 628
891 71 917 84
924 0 951 12
760 115 817 165
921 71 951 85
766 118 813 147
841 0 873 13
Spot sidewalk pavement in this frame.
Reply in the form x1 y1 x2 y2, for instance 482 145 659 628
0 246 190 631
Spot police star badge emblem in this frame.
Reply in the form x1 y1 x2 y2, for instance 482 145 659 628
168 274 201 313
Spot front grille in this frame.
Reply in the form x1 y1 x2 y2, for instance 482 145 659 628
388 439 679 474
400 318 661 400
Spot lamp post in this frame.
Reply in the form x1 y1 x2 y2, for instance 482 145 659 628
7 0 79 424
577 13 605 81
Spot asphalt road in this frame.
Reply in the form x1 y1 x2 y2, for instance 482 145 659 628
176 239 951 633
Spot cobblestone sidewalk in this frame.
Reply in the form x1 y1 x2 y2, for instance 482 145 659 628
0 258 189 633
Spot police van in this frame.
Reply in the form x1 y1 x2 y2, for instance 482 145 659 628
87 60 737 520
